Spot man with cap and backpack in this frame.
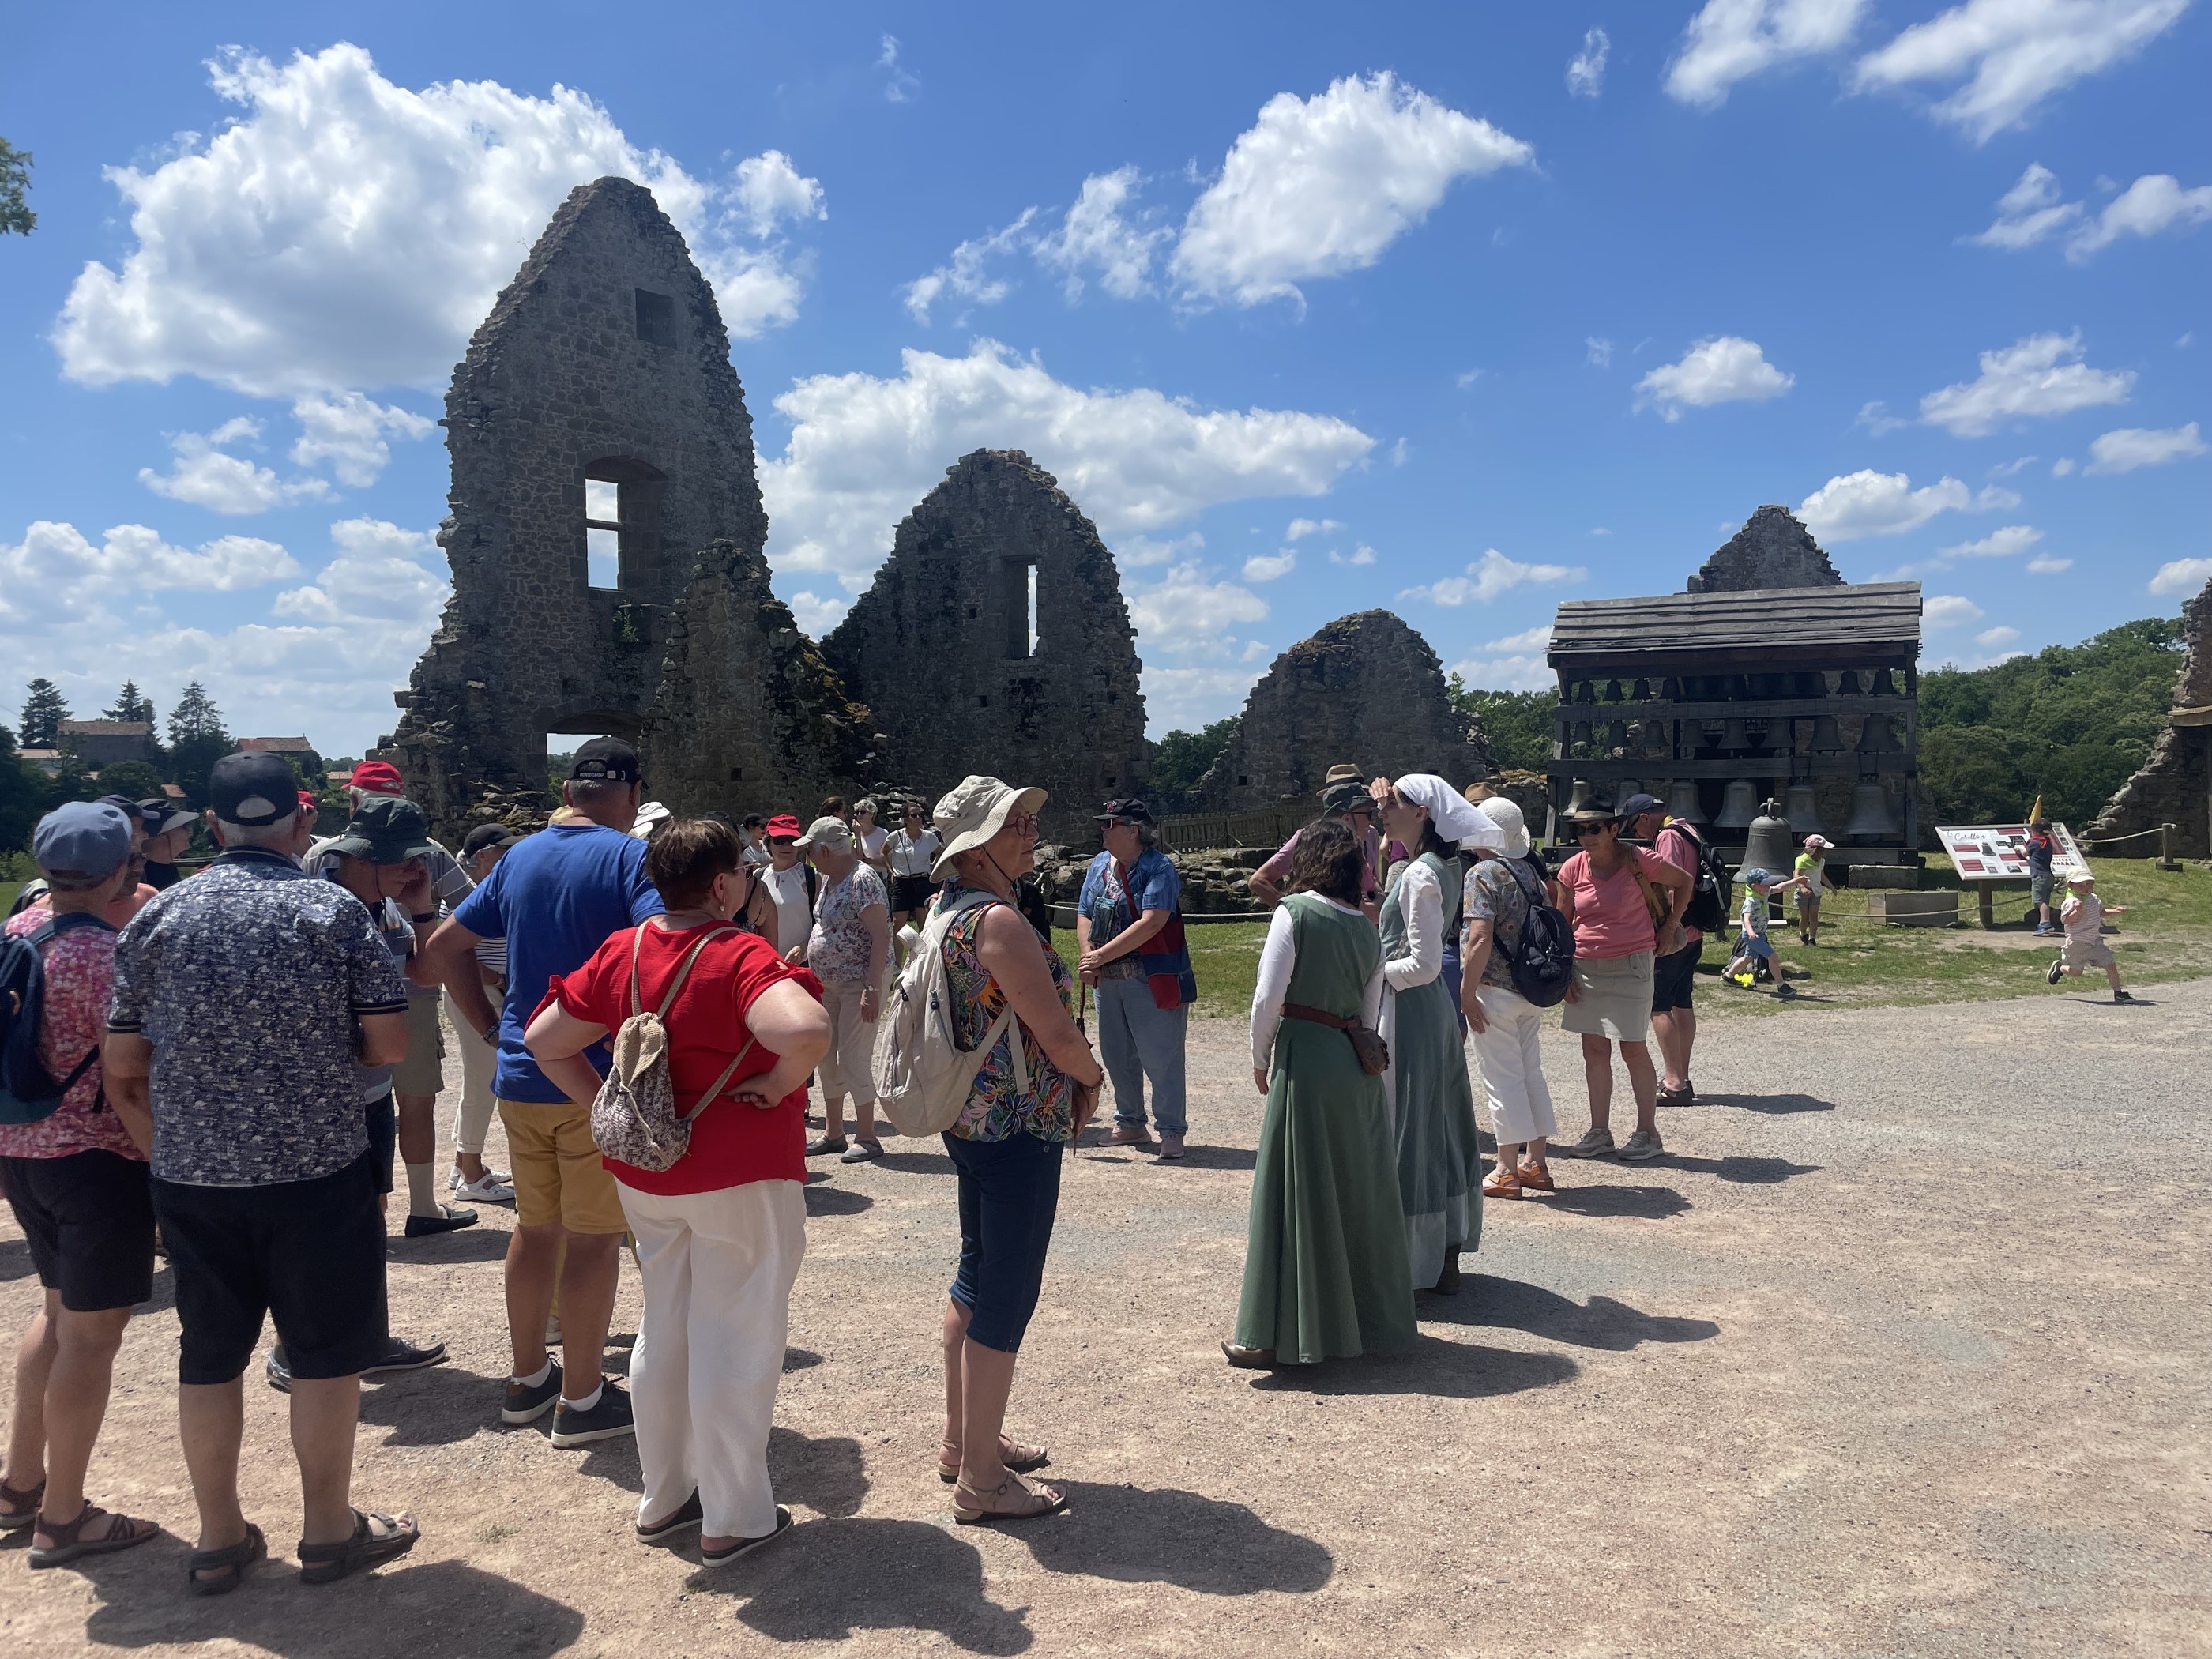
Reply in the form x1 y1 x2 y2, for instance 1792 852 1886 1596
1623 792 1725 1107
420 737 662 1450
0 801 162 1567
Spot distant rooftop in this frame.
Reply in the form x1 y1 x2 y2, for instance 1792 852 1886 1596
237 735 318 754
58 720 154 737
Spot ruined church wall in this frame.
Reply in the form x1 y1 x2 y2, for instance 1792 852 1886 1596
2089 577 2212 856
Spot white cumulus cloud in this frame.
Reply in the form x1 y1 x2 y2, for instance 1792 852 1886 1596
2149 556 2212 595
1924 594 1986 628
290 393 437 488
1449 627 1556 691
1242 550 1297 582
1330 543 1379 567
1939 524 2044 558
270 518 447 625
1799 469 1975 541
1976 625 2022 648
904 210 1039 324
1286 517 1344 541
1033 167 1171 301
759 340 1375 590
2026 555 2074 573
1402 548 1583 607
139 419 333 514
2069 173 2212 259
1969 163 2086 248
54 43 824 398
1917 331 2133 437
2086 423 2207 474
1170 72 1533 307
1665 0 1871 107
1 521 302 628
1852 0 2191 142
1635 336 1794 419
1125 562 1271 656
1567 28 1612 96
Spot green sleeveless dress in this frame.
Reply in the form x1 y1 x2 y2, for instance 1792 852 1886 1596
1381 849 1483 1288
1234 894 1416 1362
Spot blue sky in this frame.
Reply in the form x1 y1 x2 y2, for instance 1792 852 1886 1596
3 1 2208 757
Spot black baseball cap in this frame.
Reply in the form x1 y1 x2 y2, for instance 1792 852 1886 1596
1095 797 1154 824
329 797 440 864
569 736 641 784
461 822 523 859
137 796 196 836
209 751 302 826
1618 792 1665 822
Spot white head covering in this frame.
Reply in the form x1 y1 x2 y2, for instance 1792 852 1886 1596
1473 796 1531 860
1392 773 1504 851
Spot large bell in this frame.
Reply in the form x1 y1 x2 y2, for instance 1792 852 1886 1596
1714 780 1760 830
1644 719 1672 758
1837 669 1863 695
1665 779 1706 823
1604 679 1623 703
1811 713 1845 752
1572 720 1592 751
1720 717 1751 754
1740 799 1794 875
1566 778 1597 817
1870 667 1897 695
1616 778 1643 803
1858 713 1896 754
1606 719 1629 754
1793 671 1826 698
1784 783 1828 837
1842 781 1902 841
1631 678 1653 701
1658 676 1681 701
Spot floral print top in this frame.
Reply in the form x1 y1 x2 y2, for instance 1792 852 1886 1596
0 909 138 1162
939 886 1074 1143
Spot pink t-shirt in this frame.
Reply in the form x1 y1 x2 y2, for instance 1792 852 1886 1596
1556 847 1672 961
1653 822 1703 947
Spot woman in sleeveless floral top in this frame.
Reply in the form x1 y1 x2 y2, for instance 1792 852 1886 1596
924 777 1104 1528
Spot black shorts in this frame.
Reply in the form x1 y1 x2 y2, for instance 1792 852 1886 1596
1652 938 1702 1012
365 1092 396 1194
1 1149 156 1312
890 874 938 915
151 1150 387 1385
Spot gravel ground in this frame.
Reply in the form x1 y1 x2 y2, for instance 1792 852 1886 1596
4 979 2209 1657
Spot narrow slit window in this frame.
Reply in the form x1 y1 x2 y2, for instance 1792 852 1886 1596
1000 557 1036 659
634 288 675 346
1027 562 1040 657
585 479 622 590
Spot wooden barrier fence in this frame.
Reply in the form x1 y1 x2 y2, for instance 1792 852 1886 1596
1154 802 1312 854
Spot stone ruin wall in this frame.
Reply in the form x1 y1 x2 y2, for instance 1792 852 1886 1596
2089 574 2212 856
388 176 769 837
1687 504 1845 593
1191 610 1491 813
822 450 1150 845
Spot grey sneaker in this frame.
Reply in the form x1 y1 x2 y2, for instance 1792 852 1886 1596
1618 1128 1665 1161
1552 1127 1616 1159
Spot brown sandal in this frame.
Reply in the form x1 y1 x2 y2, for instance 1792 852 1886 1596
951 1471 1068 1525
1481 1171 1522 1199
0 1475 44 1531
29 1502 160 1568
1515 1162 1556 1191
939 1435 1049 1483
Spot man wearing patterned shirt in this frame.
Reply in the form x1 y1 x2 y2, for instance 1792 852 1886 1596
103 751 423 1587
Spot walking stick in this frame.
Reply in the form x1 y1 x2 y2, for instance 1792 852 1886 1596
1074 979 1090 1155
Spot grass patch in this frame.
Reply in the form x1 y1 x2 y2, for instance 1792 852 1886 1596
1170 856 2212 1022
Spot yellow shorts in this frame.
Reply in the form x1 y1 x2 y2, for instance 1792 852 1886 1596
496 1097 629 1235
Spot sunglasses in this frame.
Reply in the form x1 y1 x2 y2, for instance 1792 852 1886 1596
767 836 797 846
1573 822 1618 837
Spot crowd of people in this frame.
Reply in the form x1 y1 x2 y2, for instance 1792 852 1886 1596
0 738 2138 1586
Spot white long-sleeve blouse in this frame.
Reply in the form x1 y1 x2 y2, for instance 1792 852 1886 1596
1250 897 1386 1071
1381 856 1446 995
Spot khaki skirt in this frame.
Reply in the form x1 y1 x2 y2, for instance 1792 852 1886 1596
1563 950 1654 1043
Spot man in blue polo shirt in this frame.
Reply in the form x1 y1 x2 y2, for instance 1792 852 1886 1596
1075 798 1198 1161
419 738 660 1450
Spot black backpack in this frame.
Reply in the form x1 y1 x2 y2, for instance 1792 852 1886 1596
0 912 114 1125
1667 821 1733 935
1502 859 1576 1008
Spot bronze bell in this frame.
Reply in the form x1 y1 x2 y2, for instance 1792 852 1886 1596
1715 780 1760 830
1566 778 1597 816
1794 671 1826 698
1837 669 1863 695
1644 718 1672 758
1720 717 1751 754
1606 719 1629 754
1783 783 1827 838
1616 778 1643 804
1858 714 1896 754
1871 667 1897 695
1632 678 1652 701
1740 798 1794 876
1572 720 1592 751
1658 676 1681 702
1842 781 1902 841
1810 714 1845 751
1665 779 1706 823
1605 679 1623 702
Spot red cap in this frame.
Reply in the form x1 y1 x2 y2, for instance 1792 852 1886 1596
349 761 405 796
298 790 319 814
765 814 803 839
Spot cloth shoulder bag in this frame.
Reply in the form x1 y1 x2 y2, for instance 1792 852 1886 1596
590 924 755 1173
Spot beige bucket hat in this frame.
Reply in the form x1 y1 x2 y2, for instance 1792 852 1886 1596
931 775 1047 881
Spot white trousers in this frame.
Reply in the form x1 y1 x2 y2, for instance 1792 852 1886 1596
619 1179 806 1539
447 986 498 1155
816 978 878 1106
1469 984 1558 1148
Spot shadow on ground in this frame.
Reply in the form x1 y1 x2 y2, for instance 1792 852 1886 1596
805 1185 875 1217
875 1151 955 1176
387 1227 513 1265
769 1424 869 1518
1664 1154 1822 1184
1534 1183 1691 1220
1251 1334 1578 1398
1173 1145 1258 1172
81 1555 582 1656
357 1360 507 1448
1689 1092 1838 1115
1013 1482 1332 1594
1430 1277 1721 1350
707 1516 1033 1653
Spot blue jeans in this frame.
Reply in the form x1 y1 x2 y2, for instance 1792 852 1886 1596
945 1131 1063 1353
1095 976 1189 1134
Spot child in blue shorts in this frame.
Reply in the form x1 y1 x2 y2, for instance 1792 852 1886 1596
1724 867 1804 997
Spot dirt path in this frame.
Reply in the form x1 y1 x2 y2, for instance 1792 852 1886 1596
5 982 2210 1657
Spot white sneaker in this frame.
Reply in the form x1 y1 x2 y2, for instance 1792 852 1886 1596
453 1168 516 1205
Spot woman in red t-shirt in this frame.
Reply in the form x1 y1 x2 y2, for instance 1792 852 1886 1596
1548 801 1692 1164
526 818 829 1567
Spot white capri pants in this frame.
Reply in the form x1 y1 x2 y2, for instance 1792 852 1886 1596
1468 983 1559 1148
447 985 499 1156
816 978 878 1105
620 1179 805 1540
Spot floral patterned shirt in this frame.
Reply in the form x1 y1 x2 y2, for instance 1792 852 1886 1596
0 909 139 1161
939 887 1074 1144
806 863 887 984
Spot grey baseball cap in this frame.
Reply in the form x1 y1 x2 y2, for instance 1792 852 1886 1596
33 801 134 881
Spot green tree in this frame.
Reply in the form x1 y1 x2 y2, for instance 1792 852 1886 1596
1146 717 1240 802
164 683 231 809
1446 675 1556 772
0 725 47 854
103 680 157 726
95 759 166 802
0 139 32 238
18 678 69 747
167 681 225 743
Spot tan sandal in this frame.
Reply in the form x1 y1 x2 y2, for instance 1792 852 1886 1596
1481 1170 1522 1199
951 1470 1068 1525
1515 1162 1556 1191
939 1435 1050 1482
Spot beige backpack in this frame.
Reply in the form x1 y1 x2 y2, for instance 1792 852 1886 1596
589 924 755 1172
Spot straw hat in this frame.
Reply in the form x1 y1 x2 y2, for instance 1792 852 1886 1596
931 775 1048 881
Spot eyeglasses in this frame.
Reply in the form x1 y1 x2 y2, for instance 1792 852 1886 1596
1572 822 1617 838
1005 811 1040 835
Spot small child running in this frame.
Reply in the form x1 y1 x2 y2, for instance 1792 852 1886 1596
1725 867 1804 997
1793 834 1834 945
2045 870 2134 1003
